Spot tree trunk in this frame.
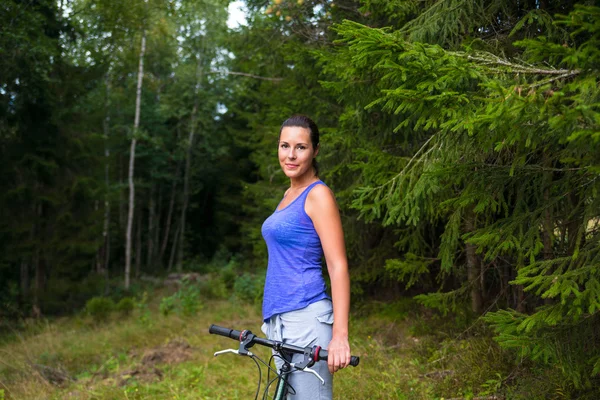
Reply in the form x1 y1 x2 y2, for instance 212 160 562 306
119 155 124 229
33 246 40 315
177 52 202 271
33 257 44 319
104 237 111 295
154 186 162 266
95 200 102 273
125 30 146 290
20 260 29 300
542 167 554 305
502 262 511 304
160 161 181 267
516 285 526 313
168 223 181 272
480 262 487 304
33 203 43 317
542 193 553 259
147 184 155 268
136 208 142 279
567 192 584 255
103 71 111 290
465 208 484 314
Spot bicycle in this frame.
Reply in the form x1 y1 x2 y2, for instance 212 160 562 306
209 324 360 400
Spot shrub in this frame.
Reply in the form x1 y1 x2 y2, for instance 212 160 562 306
115 297 135 317
233 273 264 304
220 259 238 290
159 295 176 316
159 278 203 317
178 278 202 316
182 255 211 274
85 297 115 322
194 274 229 300
205 277 229 299
136 292 152 327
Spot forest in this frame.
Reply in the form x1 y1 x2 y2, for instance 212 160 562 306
1 0 599 398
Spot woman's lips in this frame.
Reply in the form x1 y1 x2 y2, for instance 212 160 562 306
285 164 298 169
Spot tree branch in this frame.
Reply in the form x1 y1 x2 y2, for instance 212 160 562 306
209 71 283 81
465 53 580 76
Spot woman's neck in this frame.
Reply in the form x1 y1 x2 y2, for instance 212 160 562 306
289 173 318 189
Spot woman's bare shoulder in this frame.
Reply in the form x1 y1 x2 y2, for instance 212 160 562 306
310 182 335 198
306 183 338 212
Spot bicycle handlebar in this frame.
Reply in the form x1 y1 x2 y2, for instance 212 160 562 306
209 325 243 340
209 324 360 367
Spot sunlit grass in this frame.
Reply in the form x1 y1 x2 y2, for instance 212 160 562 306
4 294 563 399
0 296 439 400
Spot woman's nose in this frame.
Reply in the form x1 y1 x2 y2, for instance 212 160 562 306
288 148 296 159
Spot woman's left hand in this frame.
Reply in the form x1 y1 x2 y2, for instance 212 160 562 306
326 335 351 374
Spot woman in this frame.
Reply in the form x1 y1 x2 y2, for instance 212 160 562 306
261 115 351 399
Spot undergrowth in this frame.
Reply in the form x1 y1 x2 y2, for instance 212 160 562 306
0 278 597 399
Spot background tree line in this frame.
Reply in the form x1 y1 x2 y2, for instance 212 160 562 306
1 0 599 395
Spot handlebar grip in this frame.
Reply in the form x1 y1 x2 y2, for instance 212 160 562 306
209 324 242 340
317 349 360 367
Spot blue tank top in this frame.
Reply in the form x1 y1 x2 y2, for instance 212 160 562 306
261 180 330 322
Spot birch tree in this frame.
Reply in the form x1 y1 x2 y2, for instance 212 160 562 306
125 26 146 289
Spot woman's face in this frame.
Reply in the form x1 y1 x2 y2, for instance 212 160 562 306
278 126 319 181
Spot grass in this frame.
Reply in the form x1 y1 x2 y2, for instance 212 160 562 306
0 289 589 399
0 294 433 399
0 298 268 399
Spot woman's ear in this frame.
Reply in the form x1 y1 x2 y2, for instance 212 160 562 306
314 144 320 157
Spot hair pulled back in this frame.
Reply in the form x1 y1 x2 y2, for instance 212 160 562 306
280 114 320 176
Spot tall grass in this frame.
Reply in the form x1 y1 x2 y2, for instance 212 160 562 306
0 287 591 399
0 294 433 399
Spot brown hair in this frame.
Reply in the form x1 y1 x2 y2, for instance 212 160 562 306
280 115 320 176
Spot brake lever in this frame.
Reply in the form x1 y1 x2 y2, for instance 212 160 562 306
214 348 254 357
289 363 325 385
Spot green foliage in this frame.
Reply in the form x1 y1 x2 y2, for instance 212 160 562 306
40 275 107 315
202 276 229 300
233 273 265 305
384 253 433 289
4 294 599 399
317 2 600 392
115 297 135 317
177 283 202 318
0 0 241 319
414 287 470 316
2 0 600 396
206 251 239 292
484 309 600 389
85 297 115 322
0 281 21 321
136 292 153 327
159 278 203 317
220 263 237 291
159 296 176 317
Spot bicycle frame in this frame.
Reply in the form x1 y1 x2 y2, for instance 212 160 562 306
272 356 291 399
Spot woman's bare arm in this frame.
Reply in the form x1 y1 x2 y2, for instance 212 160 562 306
306 184 351 373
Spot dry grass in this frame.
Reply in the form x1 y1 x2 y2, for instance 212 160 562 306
0 296 534 400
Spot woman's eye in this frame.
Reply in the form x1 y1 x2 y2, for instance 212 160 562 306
297 146 306 150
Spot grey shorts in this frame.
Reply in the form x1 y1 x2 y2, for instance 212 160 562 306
261 299 334 400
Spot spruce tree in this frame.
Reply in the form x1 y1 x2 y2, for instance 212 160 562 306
321 3 600 389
